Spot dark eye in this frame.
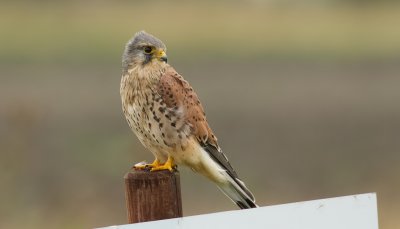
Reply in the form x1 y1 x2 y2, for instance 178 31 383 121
143 46 153 54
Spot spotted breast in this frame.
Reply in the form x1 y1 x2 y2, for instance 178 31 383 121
120 64 205 164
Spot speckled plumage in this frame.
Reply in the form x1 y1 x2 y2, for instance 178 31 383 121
120 31 257 209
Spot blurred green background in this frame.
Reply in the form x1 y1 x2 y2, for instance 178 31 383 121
1 0 399 228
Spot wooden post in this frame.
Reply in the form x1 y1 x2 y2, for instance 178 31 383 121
124 169 182 224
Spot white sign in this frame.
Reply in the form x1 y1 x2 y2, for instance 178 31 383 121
99 193 378 229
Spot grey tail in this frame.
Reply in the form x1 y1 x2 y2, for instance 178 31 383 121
201 143 258 209
217 171 258 209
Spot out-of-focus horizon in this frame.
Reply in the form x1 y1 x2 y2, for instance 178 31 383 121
1 0 399 228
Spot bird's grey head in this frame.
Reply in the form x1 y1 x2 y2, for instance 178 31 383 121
122 31 167 72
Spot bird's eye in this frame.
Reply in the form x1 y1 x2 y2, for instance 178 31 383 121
143 46 153 54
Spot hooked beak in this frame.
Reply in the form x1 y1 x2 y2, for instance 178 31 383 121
155 49 168 63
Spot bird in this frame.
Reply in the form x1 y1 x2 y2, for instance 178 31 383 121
120 31 257 209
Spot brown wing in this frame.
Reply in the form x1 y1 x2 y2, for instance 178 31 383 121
157 67 218 147
157 67 239 178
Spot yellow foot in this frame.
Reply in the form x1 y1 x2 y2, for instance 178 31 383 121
151 156 176 172
133 159 161 170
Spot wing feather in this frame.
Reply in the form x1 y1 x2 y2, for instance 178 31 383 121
158 67 256 206
157 67 238 177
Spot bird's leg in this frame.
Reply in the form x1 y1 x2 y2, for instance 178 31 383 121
151 156 176 172
133 158 161 170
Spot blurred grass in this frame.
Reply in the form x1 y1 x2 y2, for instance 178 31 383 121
1 1 400 229
1 1 400 65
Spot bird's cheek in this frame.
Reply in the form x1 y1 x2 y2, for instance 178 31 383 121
143 54 152 64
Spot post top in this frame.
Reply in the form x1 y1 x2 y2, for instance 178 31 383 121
124 169 180 180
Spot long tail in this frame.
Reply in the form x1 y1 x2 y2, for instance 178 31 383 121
217 171 258 209
199 143 258 209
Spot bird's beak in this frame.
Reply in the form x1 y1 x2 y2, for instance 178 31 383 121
155 49 168 63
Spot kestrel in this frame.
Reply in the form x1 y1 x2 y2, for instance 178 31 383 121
120 31 257 209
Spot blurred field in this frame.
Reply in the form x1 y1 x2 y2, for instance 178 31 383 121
1 1 400 64
1 1 400 228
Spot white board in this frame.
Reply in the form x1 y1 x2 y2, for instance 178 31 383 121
99 193 378 229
